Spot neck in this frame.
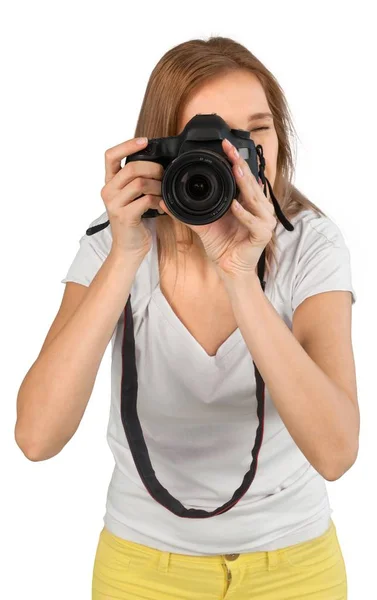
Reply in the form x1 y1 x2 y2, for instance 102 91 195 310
159 241 222 287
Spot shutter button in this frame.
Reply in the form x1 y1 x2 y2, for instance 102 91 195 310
224 553 240 561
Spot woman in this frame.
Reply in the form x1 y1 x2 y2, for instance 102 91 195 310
15 37 358 599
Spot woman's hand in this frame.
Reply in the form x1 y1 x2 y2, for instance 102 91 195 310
101 137 164 259
159 138 277 281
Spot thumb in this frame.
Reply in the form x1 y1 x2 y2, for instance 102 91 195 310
159 200 175 219
126 194 161 224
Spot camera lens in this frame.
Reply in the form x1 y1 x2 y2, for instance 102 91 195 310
175 163 218 210
162 149 237 225
186 174 211 201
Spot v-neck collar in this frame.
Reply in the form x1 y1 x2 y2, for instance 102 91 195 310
149 219 243 363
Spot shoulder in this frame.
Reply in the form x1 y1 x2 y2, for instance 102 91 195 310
81 210 113 258
275 207 350 259
268 207 355 310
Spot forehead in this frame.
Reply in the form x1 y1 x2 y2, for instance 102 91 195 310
178 70 269 130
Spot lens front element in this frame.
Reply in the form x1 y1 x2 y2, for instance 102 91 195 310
186 173 211 201
162 150 236 225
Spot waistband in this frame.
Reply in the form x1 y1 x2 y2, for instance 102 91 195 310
99 518 337 571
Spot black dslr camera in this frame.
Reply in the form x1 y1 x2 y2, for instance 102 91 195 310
125 113 264 226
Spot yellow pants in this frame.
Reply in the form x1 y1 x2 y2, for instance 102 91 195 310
92 518 347 599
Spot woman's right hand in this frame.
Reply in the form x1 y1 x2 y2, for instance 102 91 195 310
101 136 164 258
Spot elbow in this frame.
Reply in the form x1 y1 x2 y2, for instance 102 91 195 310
21 446 45 462
16 439 60 462
320 440 359 482
15 424 61 462
15 435 45 462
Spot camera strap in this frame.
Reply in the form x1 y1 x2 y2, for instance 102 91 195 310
87 148 295 518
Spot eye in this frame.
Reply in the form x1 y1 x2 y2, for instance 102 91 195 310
252 127 270 132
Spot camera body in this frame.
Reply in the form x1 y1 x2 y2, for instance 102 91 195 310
125 113 262 225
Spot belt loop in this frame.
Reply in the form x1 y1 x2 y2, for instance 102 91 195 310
267 550 280 571
158 550 171 573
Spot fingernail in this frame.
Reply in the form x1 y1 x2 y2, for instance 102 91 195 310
136 137 148 145
237 165 244 177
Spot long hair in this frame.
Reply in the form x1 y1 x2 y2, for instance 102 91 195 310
133 36 326 292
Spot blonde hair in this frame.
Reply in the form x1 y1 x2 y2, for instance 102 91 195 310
133 36 326 291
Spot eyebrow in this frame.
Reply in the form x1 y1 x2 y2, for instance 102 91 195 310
248 112 273 122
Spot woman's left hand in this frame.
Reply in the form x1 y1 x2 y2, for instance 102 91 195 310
159 138 277 282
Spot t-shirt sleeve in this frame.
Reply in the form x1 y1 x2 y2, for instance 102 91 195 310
61 212 112 287
291 215 356 313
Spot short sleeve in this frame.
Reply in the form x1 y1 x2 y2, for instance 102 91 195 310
291 215 356 313
61 211 112 287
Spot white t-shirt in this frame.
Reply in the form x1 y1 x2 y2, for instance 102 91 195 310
61 207 356 556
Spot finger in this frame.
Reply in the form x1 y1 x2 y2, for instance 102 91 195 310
232 198 277 232
106 177 162 212
223 140 275 216
104 137 148 184
222 138 260 188
232 165 268 221
107 159 164 194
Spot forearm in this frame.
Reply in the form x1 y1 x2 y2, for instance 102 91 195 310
16 249 143 460
224 274 358 480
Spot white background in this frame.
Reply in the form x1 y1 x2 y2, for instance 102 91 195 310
1 1 374 598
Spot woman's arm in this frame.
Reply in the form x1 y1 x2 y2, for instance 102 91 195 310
15 249 144 461
224 274 359 481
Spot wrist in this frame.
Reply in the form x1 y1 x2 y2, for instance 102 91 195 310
221 270 262 294
108 247 147 268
